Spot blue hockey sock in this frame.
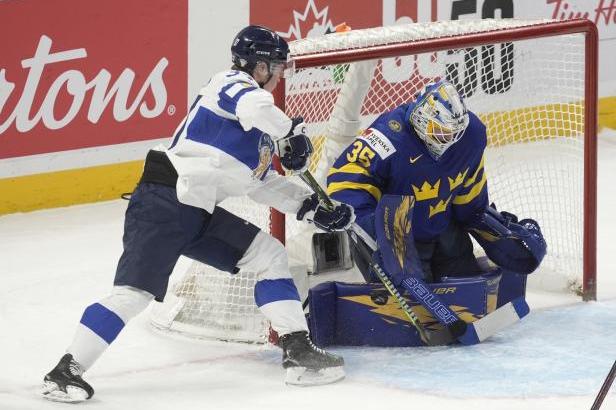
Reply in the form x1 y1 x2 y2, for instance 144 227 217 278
79 303 125 344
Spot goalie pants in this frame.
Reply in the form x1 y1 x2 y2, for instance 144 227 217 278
68 181 307 370
354 220 482 283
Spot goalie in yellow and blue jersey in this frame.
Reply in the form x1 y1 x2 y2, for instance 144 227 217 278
326 80 547 284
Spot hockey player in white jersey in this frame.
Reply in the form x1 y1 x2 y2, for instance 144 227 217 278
41 25 354 402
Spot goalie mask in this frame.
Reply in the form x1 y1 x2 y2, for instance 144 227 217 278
409 80 470 159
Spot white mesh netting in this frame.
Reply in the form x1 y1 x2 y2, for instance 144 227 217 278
151 19 592 342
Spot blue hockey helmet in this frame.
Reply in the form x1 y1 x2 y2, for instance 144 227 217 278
409 80 469 158
231 25 289 73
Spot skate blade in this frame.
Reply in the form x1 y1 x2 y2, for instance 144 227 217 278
41 381 90 402
285 366 345 386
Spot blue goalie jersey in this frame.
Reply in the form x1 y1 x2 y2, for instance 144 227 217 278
327 104 489 241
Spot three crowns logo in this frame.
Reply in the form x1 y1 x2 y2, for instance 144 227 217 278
448 168 469 191
412 180 440 201
429 195 452 218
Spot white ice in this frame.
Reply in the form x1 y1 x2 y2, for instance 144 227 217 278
1 133 615 410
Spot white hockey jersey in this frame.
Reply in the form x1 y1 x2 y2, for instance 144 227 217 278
157 70 311 214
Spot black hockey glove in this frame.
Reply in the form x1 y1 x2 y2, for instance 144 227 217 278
297 193 355 232
277 117 313 173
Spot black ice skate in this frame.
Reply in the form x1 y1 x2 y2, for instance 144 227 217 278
279 331 345 386
41 353 94 402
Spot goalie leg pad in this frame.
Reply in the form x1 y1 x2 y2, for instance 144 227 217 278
457 296 530 344
307 274 505 347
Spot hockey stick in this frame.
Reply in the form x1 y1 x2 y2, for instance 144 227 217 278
347 225 456 346
591 360 616 410
298 171 454 346
298 170 530 345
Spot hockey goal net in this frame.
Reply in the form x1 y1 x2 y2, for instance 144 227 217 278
150 18 598 343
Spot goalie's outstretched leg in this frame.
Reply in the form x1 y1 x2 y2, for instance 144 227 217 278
280 331 345 386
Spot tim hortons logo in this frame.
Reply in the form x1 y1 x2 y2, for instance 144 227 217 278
547 0 616 25
0 35 169 135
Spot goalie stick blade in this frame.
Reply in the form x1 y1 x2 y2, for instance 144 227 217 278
285 366 345 387
457 297 530 345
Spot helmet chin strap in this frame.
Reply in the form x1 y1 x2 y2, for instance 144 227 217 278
234 60 269 86
257 72 273 88
256 61 274 88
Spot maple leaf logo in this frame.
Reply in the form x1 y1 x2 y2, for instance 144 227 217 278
277 0 337 40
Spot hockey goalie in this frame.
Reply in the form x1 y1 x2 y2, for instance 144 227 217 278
303 59 547 347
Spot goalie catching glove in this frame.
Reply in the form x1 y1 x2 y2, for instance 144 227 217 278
297 193 355 232
467 205 547 274
277 117 313 173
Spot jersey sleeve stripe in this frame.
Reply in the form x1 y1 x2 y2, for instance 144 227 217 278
327 172 376 186
327 162 372 177
79 303 125 344
453 172 487 205
217 82 257 116
327 181 382 201
463 153 485 188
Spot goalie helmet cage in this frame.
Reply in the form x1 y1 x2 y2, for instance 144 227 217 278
150 18 598 344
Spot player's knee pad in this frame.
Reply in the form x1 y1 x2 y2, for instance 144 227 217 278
98 286 154 324
237 231 291 280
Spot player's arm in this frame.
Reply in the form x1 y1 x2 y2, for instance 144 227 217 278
248 159 354 232
235 86 293 139
248 171 311 213
326 133 389 239
451 151 489 223
451 113 490 223
448 121 546 273
450 152 546 274
234 86 314 173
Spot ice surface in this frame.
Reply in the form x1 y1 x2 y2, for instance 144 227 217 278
1 132 615 410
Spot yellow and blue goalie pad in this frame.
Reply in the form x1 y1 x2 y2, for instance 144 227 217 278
306 268 528 347
373 194 425 284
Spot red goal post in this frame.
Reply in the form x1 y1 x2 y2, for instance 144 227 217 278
273 18 598 300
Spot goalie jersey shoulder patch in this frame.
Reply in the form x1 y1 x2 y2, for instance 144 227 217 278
357 128 396 159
